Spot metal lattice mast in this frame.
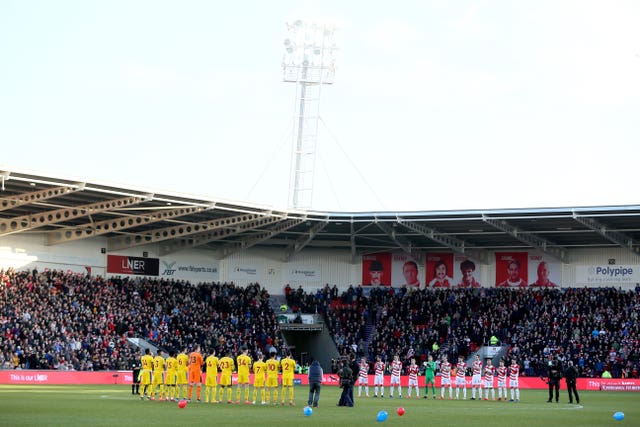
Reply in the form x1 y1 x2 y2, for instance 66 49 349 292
283 20 338 209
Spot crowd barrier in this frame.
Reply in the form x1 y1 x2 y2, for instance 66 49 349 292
1 370 638 391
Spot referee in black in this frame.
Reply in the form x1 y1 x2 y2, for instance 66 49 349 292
564 360 580 404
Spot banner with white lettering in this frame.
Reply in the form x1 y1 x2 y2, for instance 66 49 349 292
575 265 640 285
229 264 261 280
391 253 423 288
286 265 320 284
495 252 528 287
160 259 219 282
107 255 159 276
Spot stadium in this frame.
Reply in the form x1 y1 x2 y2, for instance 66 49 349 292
2 2 639 426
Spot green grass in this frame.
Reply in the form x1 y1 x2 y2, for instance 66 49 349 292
0 385 636 427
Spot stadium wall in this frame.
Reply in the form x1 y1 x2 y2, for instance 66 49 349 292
1 233 639 295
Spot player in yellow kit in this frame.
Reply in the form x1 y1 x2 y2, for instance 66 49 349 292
236 346 252 404
204 349 220 403
150 351 165 400
176 348 189 399
280 350 296 406
265 351 280 405
139 348 154 400
164 351 178 401
218 350 235 403
252 353 267 405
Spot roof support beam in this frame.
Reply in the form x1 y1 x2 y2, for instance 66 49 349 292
377 222 416 257
283 220 327 261
218 218 305 259
572 212 640 256
0 184 85 212
482 215 568 263
0 195 148 237
109 212 271 252
47 205 208 245
350 222 357 264
158 214 284 256
397 218 489 264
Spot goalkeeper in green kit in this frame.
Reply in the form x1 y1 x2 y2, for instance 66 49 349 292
423 354 437 399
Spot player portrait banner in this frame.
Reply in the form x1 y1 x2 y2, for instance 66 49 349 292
361 253 392 286
229 264 262 280
575 264 640 285
159 258 219 282
496 252 529 288
452 255 482 288
527 254 561 287
106 255 159 276
391 253 423 288
426 253 454 287
286 265 321 284
494 252 528 287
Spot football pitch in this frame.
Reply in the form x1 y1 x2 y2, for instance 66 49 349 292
0 385 636 427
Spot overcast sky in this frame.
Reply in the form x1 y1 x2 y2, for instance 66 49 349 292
1 0 639 212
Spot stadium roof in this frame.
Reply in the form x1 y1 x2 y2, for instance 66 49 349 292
1 167 640 264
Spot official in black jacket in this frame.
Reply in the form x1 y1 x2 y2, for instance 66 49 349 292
546 354 563 403
564 360 580 404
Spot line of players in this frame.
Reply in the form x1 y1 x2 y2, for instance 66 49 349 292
137 345 298 406
355 354 521 402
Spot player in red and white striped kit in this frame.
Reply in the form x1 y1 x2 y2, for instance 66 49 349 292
389 355 403 398
483 359 495 400
471 354 483 400
357 357 370 397
406 358 420 398
439 356 452 399
496 360 508 401
373 355 386 398
455 356 467 400
508 358 520 402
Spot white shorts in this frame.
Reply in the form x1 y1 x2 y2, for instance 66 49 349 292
497 380 506 388
408 379 418 387
509 379 519 388
455 377 466 386
374 374 384 385
441 378 451 386
390 375 400 385
472 374 482 386
484 380 493 388
357 377 368 386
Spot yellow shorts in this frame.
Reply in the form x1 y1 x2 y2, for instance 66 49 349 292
205 373 218 387
219 374 232 386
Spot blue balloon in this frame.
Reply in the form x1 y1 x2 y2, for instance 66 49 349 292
304 406 313 417
613 411 624 421
377 410 388 422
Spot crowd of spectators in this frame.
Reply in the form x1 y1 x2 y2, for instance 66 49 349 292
286 284 640 378
2 266 639 380
0 268 279 371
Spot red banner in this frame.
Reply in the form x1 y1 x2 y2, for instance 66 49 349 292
426 253 454 288
361 254 392 286
1 371 638 391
